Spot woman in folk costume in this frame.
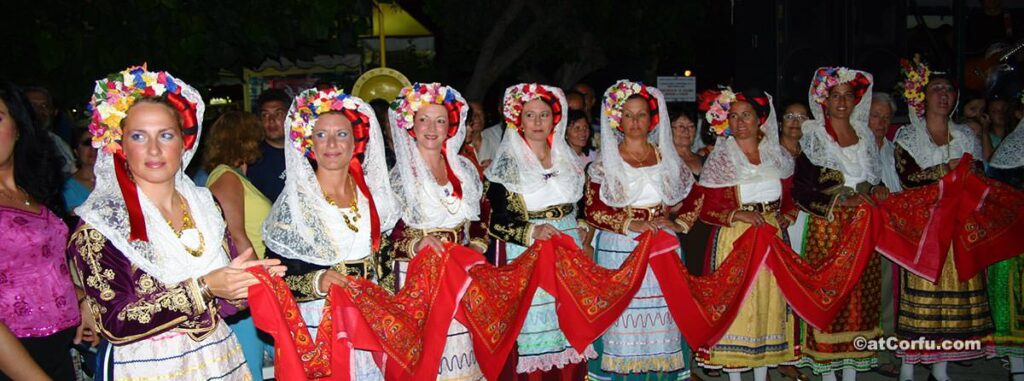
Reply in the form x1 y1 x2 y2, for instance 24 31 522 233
793 67 884 381
988 115 1024 381
892 59 992 381
584 80 694 381
262 87 401 380
484 83 594 379
68 66 284 380
695 88 803 381
988 116 1024 189
388 82 489 380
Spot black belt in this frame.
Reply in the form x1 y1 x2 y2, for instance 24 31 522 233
526 203 576 220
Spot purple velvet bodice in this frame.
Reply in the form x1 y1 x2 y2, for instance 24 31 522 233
0 205 79 337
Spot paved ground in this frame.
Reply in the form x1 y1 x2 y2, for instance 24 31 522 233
689 357 1009 381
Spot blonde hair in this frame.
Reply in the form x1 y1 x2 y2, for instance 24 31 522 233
202 110 264 171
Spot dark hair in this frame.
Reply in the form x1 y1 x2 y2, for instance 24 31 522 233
0 82 64 216
369 98 390 127
256 88 291 110
667 103 695 124
566 109 593 154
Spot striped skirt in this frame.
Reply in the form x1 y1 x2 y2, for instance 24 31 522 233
97 322 250 381
588 228 689 381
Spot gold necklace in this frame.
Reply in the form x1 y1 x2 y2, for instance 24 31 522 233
166 193 205 257
323 179 361 232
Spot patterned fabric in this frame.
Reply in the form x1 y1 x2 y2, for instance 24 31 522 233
589 229 689 379
500 215 596 374
878 158 1024 282
896 252 994 363
799 206 881 374
100 323 250 381
989 255 1024 357
334 244 483 381
0 205 77 338
699 214 798 371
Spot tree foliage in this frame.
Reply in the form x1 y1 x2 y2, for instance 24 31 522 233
422 0 701 99
1 0 371 104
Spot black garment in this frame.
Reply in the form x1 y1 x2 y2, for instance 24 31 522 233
0 327 76 381
247 141 286 202
988 165 1024 189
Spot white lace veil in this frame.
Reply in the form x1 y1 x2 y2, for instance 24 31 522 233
76 70 228 284
388 83 482 228
700 91 795 188
991 117 1024 169
262 89 400 266
894 79 979 169
484 84 584 203
588 80 693 207
800 67 880 185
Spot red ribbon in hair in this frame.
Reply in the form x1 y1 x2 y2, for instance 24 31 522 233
349 159 382 252
113 152 148 242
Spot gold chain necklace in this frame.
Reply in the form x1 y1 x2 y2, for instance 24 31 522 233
166 192 205 257
324 179 361 232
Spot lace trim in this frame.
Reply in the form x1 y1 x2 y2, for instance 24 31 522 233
516 345 598 374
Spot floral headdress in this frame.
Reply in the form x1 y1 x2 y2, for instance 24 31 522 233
390 82 463 135
698 88 737 137
502 83 564 131
900 56 932 118
87 64 199 155
86 65 201 242
288 87 369 159
811 66 872 105
602 80 660 132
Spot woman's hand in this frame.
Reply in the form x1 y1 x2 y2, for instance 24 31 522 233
731 211 766 226
317 270 347 296
202 249 285 300
73 298 100 347
628 220 660 233
414 236 446 254
839 195 868 207
653 217 685 233
871 185 890 201
531 224 561 241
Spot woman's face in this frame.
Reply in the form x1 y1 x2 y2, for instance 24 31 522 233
925 78 956 116
75 130 97 168
728 101 759 141
412 104 450 152
0 100 16 168
121 102 184 189
620 97 651 141
310 113 354 172
521 99 554 145
671 114 696 148
781 103 808 140
825 83 856 121
566 118 590 150
963 98 985 120
468 102 485 136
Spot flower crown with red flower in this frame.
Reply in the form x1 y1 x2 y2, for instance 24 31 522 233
390 82 463 137
502 83 563 131
288 87 371 160
87 64 199 154
86 65 201 242
603 80 660 132
811 66 871 105
698 87 737 137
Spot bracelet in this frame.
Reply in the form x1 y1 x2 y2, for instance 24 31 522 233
312 270 328 298
197 276 215 302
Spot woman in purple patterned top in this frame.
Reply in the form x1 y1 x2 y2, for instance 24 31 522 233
0 82 88 380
